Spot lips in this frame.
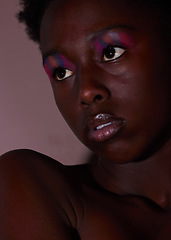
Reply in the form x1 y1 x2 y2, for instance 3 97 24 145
86 113 125 142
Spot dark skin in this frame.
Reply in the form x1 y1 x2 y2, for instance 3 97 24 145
0 0 171 239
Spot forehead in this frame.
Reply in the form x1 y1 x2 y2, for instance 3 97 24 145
40 0 159 55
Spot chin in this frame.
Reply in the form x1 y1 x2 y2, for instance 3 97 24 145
87 139 153 164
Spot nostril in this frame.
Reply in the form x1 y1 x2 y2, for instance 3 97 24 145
81 101 89 106
80 87 110 107
81 94 103 106
95 94 103 102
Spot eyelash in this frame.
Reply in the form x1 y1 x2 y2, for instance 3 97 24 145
45 45 125 81
52 67 74 81
102 45 126 62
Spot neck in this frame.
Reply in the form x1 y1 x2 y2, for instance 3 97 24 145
91 139 171 209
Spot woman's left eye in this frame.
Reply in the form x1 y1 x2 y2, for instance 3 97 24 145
102 46 125 62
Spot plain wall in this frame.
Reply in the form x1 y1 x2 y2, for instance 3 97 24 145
0 0 90 165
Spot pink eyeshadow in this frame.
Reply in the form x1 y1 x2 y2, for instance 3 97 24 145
100 30 135 48
104 32 120 45
94 40 105 55
44 63 53 81
44 53 76 81
119 32 135 48
49 55 59 68
60 55 76 71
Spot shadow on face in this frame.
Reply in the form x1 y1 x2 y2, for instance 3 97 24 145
40 0 171 164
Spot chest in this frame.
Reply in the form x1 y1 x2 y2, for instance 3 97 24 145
78 191 171 240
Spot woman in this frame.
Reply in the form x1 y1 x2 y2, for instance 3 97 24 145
0 0 170 239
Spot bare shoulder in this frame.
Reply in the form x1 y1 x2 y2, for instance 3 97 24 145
0 149 73 196
0 148 65 172
0 148 86 184
0 149 84 240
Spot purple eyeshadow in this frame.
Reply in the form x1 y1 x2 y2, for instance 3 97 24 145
94 38 108 56
93 31 134 59
44 53 75 81
118 32 134 48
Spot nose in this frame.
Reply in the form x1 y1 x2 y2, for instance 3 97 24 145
80 87 110 106
78 65 110 107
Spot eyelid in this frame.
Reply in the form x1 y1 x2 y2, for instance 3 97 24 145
102 46 126 62
53 67 74 81
43 53 76 82
93 30 134 60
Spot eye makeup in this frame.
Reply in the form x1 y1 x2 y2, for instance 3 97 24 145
43 53 75 81
93 30 135 58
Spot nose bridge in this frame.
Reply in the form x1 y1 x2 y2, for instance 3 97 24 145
77 61 110 106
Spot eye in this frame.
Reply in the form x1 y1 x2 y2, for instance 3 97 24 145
103 46 125 62
53 67 73 81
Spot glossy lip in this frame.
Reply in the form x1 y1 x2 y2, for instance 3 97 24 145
86 113 125 142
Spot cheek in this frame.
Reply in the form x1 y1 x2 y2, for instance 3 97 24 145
125 64 170 134
106 55 170 122
53 88 69 115
52 84 79 126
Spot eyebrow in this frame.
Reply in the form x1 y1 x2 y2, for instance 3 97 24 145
89 24 135 41
41 24 135 63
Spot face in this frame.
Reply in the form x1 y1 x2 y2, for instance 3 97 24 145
40 0 171 164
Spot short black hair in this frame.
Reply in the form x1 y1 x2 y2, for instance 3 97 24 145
17 0 171 44
17 0 54 43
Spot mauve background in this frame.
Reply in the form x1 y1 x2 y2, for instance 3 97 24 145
0 0 90 165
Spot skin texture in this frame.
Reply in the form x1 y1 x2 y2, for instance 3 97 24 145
0 0 171 239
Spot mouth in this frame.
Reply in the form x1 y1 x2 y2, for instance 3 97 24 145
87 113 125 142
